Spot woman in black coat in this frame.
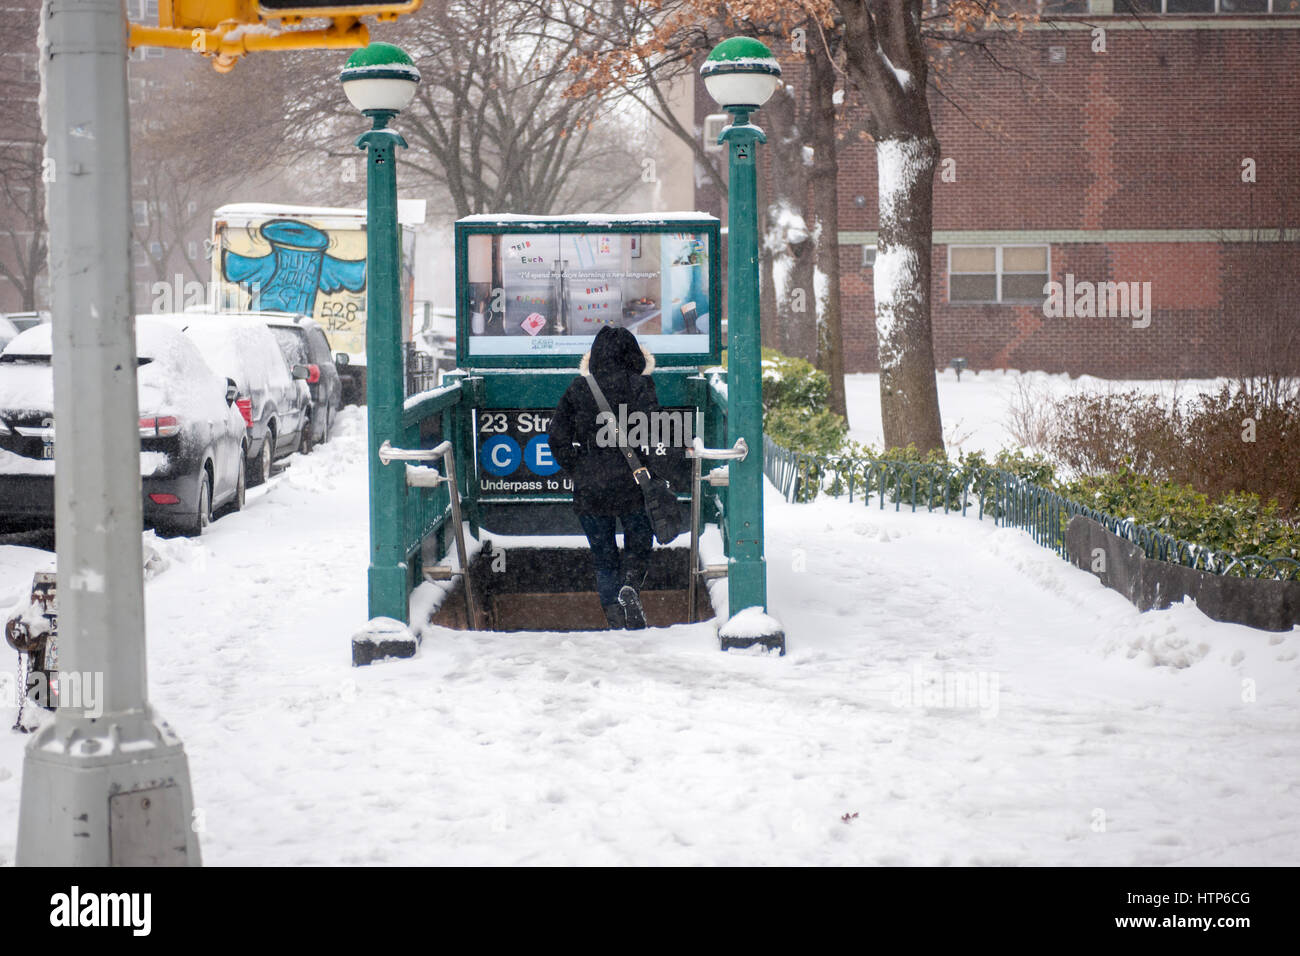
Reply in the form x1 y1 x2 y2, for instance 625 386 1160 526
548 326 674 630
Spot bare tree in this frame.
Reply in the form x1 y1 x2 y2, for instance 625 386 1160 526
0 4 47 311
258 2 649 217
555 2 851 417
833 0 945 453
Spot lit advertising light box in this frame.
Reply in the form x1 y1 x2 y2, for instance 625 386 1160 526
454 214 722 368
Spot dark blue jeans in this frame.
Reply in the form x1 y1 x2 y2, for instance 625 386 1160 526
579 512 653 607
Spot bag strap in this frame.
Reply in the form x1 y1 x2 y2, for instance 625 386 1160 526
584 373 651 487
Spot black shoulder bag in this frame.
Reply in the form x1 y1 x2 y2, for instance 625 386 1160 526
584 374 688 545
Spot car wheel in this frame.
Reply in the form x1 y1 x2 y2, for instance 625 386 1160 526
233 449 247 510
248 430 273 486
186 471 212 537
218 446 247 517
299 411 314 456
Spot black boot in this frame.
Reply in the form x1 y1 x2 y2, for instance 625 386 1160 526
602 603 625 630
618 570 646 630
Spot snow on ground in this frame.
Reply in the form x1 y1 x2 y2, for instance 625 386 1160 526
0 399 1297 866
844 368 1228 456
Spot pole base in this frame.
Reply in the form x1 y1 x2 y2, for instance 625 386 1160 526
718 606 786 656
352 616 418 666
16 708 201 866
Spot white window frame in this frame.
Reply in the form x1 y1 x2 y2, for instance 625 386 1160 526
702 114 729 154
1119 0 1281 11
947 244 1051 304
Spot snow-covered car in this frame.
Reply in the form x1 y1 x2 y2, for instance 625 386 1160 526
2 311 50 335
0 318 248 536
262 313 344 446
0 316 18 353
155 313 312 485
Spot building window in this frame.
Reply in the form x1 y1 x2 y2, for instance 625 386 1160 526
861 245 876 268
148 241 163 260
702 114 728 153
1118 0 1279 10
948 245 1049 304
187 241 199 260
133 200 148 227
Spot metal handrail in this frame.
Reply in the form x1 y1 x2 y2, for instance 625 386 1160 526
377 439 478 627
685 437 749 623
379 439 446 464
687 436 748 461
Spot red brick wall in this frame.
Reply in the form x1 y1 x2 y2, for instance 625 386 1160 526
699 23 1300 377
838 25 1300 231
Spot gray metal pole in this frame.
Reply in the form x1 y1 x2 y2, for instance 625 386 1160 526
16 0 201 866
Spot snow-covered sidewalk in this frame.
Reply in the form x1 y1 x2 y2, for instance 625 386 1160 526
1 406 1297 865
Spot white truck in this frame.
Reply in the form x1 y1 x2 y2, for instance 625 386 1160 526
210 201 426 404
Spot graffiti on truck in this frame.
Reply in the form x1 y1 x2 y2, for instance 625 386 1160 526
218 219 368 355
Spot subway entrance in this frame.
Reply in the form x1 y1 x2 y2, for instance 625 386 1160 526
424 544 717 632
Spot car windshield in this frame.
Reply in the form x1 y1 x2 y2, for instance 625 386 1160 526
269 326 310 366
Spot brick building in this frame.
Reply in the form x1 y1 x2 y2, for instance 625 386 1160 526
695 5 1300 378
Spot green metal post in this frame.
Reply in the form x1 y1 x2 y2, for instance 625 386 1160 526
721 108 768 613
360 114 409 622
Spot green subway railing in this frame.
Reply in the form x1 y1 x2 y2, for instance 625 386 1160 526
763 435 1300 583
387 378 469 609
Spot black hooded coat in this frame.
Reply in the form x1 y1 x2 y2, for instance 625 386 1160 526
548 326 685 517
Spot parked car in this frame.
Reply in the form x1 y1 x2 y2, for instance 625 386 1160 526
0 317 18 353
0 318 247 536
339 356 364 407
155 313 311 485
260 313 345 446
2 311 51 335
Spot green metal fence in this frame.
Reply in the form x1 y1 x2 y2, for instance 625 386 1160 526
763 436 1300 583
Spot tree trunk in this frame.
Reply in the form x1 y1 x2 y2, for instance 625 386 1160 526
760 81 816 363
836 0 944 453
875 135 943 453
807 44 848 422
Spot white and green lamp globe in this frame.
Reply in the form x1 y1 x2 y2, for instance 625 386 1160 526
340 42 421 117
701 37 782 111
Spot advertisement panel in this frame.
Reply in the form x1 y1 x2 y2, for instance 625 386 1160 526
456 215 721 367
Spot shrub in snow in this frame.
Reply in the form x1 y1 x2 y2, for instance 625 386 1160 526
1048 384 1300 520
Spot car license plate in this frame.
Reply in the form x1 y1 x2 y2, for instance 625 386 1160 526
42 443 54 459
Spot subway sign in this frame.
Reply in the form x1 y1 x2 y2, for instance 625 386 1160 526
476 409 569 497
474 406 693 499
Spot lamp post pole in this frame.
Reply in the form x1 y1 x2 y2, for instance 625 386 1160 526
16 0 200 866
720 108 768 616
702 38 783 647
361 113 409 623
341 44 420 624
